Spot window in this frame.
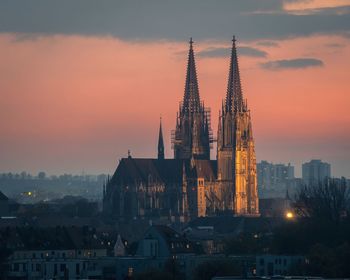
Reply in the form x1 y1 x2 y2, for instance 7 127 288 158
36 264 41 272
76 263 80 275
128 267 133 277
54 264 57 275
260 258 264 265
60 264 66 272
14 263 19 272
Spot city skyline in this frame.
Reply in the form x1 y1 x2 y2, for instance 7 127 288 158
0 0 349 177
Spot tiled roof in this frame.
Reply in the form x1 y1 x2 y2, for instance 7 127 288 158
0 226 112 250
111 158 183 185
188 159 217 180
110 158 217 186
0 191 8 201
188 216 285 235
153 225 194 254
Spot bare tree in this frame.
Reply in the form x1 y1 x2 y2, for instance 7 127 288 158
294 178 349 223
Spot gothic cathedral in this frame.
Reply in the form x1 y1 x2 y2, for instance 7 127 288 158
103 37 259 221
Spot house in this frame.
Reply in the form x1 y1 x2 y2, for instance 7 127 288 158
0 191 10 217
2 226 117 279
256 255 305 276
136 225 194 258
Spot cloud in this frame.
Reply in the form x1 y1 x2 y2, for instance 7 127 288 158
197 47 229 58
261 58 324 70
0 0 349 42
198 46 267 58
256 41 279 47
283 0 350 14
239 46 268 57
325 42 345 48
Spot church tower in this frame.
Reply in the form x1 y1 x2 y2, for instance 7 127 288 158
172 38 212 160
217 36 259 215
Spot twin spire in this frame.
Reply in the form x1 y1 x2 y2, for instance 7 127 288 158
182 37 201 114
225 36 244 114
160 36 246 159
182 36 245 115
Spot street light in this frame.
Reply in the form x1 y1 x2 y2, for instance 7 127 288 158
285 211 294 219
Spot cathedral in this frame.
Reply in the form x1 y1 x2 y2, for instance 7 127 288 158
103 37 259 221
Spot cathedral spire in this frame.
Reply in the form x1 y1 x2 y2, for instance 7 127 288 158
173 38 211 160
225 36 244 113
158 117 165 160
182 37 201 113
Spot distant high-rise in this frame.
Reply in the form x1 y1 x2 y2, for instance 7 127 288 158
257 161 294 190
302 159 331 186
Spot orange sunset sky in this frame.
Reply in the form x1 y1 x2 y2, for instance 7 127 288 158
0 0 349 177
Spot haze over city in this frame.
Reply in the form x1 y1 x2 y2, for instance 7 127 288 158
1 0 349 177
2 1 350 279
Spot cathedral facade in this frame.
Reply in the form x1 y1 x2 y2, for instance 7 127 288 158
103 37 259 221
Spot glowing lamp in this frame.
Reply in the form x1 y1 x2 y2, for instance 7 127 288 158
286 211 294 219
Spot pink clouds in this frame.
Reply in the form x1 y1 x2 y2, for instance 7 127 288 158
0 34 349 176
283 0 350 12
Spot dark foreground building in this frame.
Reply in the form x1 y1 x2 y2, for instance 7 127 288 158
103 37 259 221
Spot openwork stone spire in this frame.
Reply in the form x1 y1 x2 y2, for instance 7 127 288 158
173 38 212 160
217 36 259 216
182 38 201 113
225 36 244 113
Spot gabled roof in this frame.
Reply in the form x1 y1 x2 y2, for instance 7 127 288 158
189 159 217 181
0 191 8 201
151 225 194 254
111 158 184 185
1 226 111 250
188 216 285 235
110 158 218 186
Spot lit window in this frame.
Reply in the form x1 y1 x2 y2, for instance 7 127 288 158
128 267 133 277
